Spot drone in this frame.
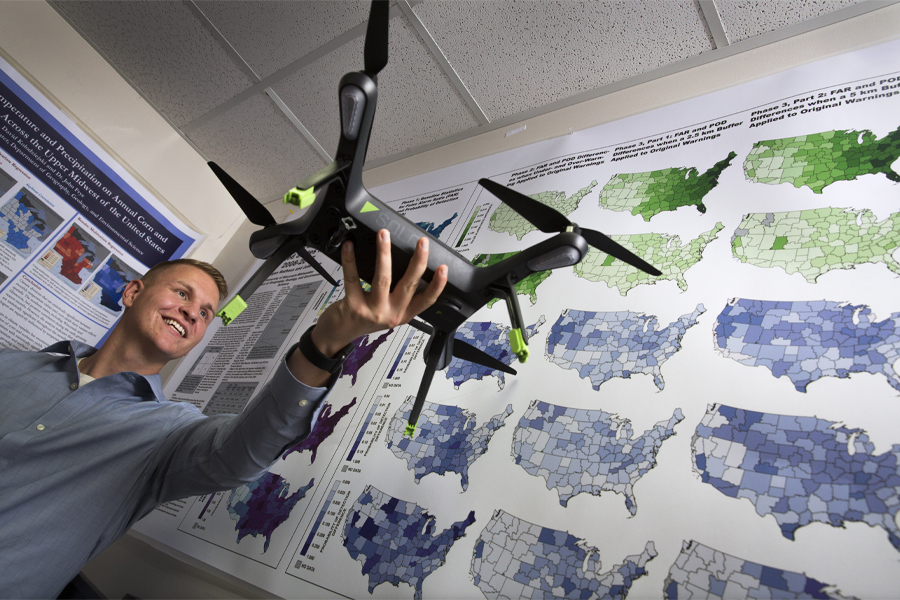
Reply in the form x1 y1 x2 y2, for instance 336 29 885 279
210 0 660 436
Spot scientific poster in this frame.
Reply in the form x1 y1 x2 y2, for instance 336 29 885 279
0 57 200 350
137 39 900 599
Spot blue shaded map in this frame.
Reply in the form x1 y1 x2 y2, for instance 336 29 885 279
693 403 900 552
472 509 656 599
514 400 683 514
343 485 475 600
446 317 544 389
416 212 458 238
89 256 139 312
546 305 705 390
1 190 59 255
227 472 314 552
387 396 513 490
665 540 856 599
714 299 900 392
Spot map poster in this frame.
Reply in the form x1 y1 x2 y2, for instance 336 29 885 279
0 56 200 350
135 39 900 599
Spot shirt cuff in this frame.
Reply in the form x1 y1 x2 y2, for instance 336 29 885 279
271 341 339 418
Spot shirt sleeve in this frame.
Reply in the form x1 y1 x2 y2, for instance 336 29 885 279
150 345 338 503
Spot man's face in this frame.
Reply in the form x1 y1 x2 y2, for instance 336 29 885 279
121 264 220 363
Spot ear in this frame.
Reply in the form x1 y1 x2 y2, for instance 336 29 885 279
121 278 145 308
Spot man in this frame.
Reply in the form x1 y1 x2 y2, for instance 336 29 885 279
0 230 447 598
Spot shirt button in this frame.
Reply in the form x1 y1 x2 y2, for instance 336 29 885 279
36 424 45 431
70 382 78 390
299 400 308 407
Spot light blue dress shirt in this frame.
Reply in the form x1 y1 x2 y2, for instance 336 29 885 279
0 340 332 598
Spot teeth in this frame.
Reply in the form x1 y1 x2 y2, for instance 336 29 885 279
163 318 186 337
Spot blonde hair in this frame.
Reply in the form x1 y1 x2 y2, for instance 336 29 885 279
141 259 228 302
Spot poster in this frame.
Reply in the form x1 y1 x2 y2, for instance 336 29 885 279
0 56 200 350
136 39 900 599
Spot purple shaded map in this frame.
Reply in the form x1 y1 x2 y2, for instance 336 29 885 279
282 397 357 463
227 472 315 552
342 330 393 385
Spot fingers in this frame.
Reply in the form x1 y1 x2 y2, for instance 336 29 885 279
405 263 448 320
371 229 392 305
393 236 431 307
340 241 364 305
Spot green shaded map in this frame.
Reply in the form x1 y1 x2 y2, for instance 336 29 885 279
573 223 724 295
471 251 551 307
598 152 736 221
488 181 597 240
732 208 900 282
744 126 900 193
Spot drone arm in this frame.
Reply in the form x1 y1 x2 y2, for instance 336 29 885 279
488 276 530 363
405 329 448 437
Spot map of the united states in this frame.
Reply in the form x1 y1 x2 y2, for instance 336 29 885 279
386 396 513 490
744 126 900 193
472 509 656 599
693 404 900 552
342 330 393 386
470 251 551 306
513 400 683 513
714 299 900 392
664 540 856 599
546 305 705 390
446 318 544 389
281 397 356 463
573 223 724 294
598 152 736 220
227 472 314 552
489 181 597 240
416 213 458 238
732 208 900 281
343 486 475 600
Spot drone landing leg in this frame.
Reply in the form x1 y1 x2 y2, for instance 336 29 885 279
489 275 530 362
405 329 451 437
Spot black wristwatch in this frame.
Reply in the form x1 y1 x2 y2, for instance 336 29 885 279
297 325 353 374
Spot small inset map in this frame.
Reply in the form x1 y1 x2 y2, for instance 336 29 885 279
387 396 513 490
664 540 857 599
82 255 141 313
714 299 900 392
546 306 705 391
416 212 458 238
343 485 475 600
227 471 314 553
471 509 656 599
599 152 736 220
47 224 108 287
573 223 724 294
282 397 357 463
693 404 900 552
1 189 63 257
744 126 900 193
446 318 544 389
489 181 597 240
731 208 900 282
513 400 683 512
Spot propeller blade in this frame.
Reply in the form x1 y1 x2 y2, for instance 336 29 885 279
479 178 570 233
452 338 517 375
296 159 351 193
296 246 339 286
364 0 390 76
209 162 275 227
580 228 662 276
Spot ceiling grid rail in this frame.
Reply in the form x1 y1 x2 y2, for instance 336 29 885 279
698 0 731 49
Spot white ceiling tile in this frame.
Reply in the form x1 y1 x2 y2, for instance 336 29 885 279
52 0 255 127
272 12 480 163
412 0 715 121
716 0 863 44
195 0 371 79
188 94 326 204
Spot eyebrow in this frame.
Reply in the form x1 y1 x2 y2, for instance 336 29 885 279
178 280 216 319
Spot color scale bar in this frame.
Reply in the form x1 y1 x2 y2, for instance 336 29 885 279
346 397 381 461
316 285 338 316
198 493 216 519
387 330 415 378
455 206 480 248
300 480 341 556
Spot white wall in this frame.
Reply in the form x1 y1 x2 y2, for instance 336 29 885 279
0 1 897 597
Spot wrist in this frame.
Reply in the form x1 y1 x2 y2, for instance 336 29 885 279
310 324 353 358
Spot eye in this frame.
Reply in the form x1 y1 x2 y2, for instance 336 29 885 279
177 290 187 299
200 309 208 319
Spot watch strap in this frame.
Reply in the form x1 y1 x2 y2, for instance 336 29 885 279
298 325 353 374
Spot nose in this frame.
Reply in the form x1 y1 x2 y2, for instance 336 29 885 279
181 303 198 324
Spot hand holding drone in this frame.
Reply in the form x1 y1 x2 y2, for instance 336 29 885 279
210 0 660 436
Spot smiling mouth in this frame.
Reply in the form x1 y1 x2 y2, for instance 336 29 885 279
163 318 186 338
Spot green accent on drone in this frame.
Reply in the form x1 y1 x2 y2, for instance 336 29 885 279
509 328 529 362
283 187 315 209
361 201 379 213
404 422 417 437
216 296 248 326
